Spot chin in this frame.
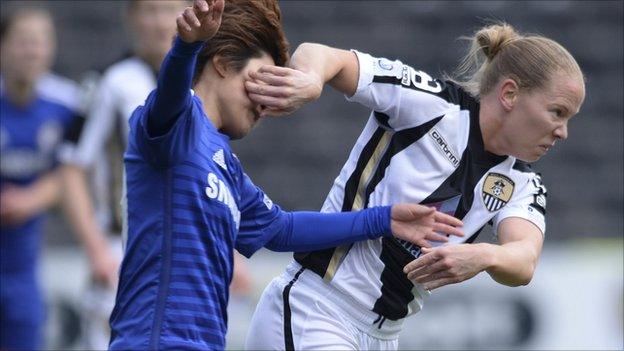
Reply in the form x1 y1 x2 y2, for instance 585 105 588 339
227 125 253 140
516 154 541 163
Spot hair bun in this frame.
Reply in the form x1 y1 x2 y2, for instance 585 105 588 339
476 23 520 61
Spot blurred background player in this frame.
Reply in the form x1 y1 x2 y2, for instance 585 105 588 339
61 1 251 347
0 8 115 350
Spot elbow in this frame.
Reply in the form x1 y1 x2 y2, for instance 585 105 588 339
516 273 534 287
508 261 538 287
490 260 538 287
520 262 538 286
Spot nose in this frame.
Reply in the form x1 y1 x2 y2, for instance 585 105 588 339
553 122 568 140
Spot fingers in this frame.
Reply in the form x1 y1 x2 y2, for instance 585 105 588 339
210 0 225 22
434 211 463 227
249 70 291 86
194 0 210 15
408 269 450 284
416 239 432 248
403 250 437 273
183 7 201 28
247 93 286 109
423 231 450 243
406 256 446 280
245 81 290 98
177 13 192 32
432 222 464 237
258 65 294 76
422 277 457 291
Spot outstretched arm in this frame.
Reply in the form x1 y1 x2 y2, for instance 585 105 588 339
245 43 359 116
263 204 464 253
403 217 543 290
147 0 224 136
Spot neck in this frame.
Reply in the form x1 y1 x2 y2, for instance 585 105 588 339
3 75 36 106
193 82 223 130
479 95 507 156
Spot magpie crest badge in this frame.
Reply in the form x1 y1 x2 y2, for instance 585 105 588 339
482 173 514 212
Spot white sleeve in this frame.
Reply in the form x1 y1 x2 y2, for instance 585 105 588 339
346 50 454 131
71 74 118 167
492 171 547 236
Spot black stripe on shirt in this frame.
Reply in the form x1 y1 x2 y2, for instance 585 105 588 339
294 127 388 277
283 267 305 351
371 102 507 319
63 113 86 144
360 116 442 319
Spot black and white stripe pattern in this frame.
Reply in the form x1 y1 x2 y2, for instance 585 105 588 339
295 51 547 322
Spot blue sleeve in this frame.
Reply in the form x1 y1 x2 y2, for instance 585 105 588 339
131 37 205 168
234 173 285 257
234 172 392 257
265 207 392 252
148 37 204 136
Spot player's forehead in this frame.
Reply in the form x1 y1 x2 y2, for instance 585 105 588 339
540 73 585 114
6 12 53 37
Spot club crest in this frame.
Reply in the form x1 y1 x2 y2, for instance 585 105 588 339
482 173 514 212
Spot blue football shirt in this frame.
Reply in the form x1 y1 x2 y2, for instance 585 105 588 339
109 37 394 351
110 90 285 350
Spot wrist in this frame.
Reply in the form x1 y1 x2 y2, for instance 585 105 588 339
308 71 324 101
380 206 393 238
476 243 498 272
173 36 205 53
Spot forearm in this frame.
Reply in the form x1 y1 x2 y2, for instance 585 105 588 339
60 165 111 260
480 241 540 286
28 170 62 213
266 206 392 252
148 37 204 136
290 43 358 96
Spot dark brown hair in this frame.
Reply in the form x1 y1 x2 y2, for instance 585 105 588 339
193 0 290 85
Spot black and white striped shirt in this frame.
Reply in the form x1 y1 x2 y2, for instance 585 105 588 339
71 57 157 234
294 51 547 321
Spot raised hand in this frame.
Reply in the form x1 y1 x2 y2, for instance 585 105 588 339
177 0 224 43
245 65 323 117
390 204 464 249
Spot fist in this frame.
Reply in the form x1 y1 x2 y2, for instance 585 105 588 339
177 0 225 43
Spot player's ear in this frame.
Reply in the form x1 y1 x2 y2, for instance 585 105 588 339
499 78 518 112
212 55 229 78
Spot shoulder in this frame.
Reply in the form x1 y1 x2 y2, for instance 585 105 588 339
354 50 476 110
99 57 155 89
36 73 83 112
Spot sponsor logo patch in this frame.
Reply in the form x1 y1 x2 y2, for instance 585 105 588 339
482 173 515 212
428 128 459 167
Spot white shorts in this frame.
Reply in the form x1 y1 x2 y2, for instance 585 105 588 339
245 262 401 350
